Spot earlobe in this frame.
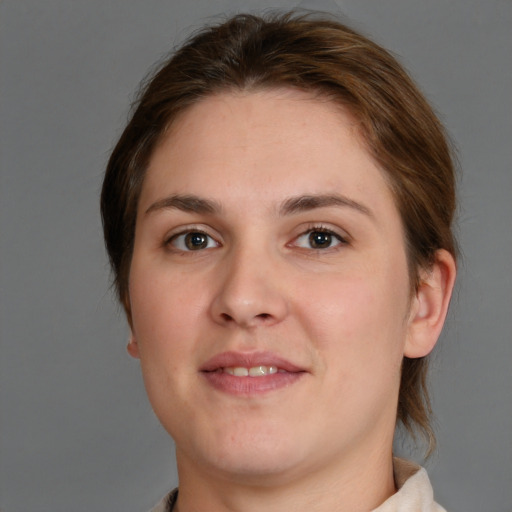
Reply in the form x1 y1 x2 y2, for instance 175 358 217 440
127 333 141 359
404 249 457 358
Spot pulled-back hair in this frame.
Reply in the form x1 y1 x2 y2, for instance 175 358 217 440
101 12 457 453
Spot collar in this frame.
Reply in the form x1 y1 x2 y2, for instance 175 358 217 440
371 458 446 512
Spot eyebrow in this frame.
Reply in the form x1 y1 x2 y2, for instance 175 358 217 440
145 192 373 219
280 194 373 218
145 194 222 215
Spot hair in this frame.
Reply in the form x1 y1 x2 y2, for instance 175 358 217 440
101 11 457 453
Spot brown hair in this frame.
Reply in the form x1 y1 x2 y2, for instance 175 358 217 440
101 12 457 452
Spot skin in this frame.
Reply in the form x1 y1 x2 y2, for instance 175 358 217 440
127 89 456 512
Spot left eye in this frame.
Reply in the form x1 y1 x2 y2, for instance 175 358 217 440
294 229 345 250
169 231 218 251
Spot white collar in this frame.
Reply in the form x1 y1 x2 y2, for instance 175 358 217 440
371 458 446 512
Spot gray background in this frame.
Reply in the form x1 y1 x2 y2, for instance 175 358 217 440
1 1 510 511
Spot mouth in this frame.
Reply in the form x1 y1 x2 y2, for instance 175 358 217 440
200 351 306 395
211 365 283 377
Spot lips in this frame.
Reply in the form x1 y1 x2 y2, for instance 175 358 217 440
200 351 306 395
201 351 303 373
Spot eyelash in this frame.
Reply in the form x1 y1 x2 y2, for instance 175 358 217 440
166 229 219 252
292 225 349 251
165 225 349 253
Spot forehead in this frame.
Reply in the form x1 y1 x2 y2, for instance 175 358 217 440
140 88 394 216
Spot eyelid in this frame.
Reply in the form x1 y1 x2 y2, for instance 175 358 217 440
164 225 221 251
290 224 350 249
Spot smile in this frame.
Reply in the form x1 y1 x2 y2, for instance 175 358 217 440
223 365 279 377
200 351 304 374
200 351 306 395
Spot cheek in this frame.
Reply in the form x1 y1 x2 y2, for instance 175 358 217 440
290 271 408 436
128 264 204 359
128 267 205 425
297 268 409 372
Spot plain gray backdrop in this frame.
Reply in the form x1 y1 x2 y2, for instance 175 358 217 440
1 1 511 511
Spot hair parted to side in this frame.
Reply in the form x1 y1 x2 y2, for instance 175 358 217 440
101 12 457 454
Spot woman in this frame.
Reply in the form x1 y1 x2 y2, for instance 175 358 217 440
101 12 457 512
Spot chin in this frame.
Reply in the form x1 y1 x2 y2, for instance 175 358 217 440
205 451 307 485
180 422 310 483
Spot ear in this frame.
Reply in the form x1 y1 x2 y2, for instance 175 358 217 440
404 249 457 358
127 332 141 359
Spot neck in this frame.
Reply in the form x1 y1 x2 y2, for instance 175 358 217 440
174 446 396 512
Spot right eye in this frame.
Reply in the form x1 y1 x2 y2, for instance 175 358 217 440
168 231 218 251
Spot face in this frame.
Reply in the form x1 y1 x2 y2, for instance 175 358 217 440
128 89 416 484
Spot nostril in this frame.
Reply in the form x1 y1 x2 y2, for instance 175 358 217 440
218 311 272 325
221 313 234 322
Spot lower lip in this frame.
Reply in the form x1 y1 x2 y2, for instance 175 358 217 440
201 371 304 395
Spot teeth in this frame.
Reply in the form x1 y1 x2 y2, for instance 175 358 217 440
224 366 278 377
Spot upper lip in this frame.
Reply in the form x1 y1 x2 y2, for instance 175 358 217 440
200 351 305 373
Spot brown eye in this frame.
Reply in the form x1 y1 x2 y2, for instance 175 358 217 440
185 232 208 250
170 231 217 251
308 231 333 249
293 228 346 250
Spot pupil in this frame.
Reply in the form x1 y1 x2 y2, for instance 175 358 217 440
185 232 207 250
309 231 331 248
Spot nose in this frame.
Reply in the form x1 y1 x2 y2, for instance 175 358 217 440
210 246 289 328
